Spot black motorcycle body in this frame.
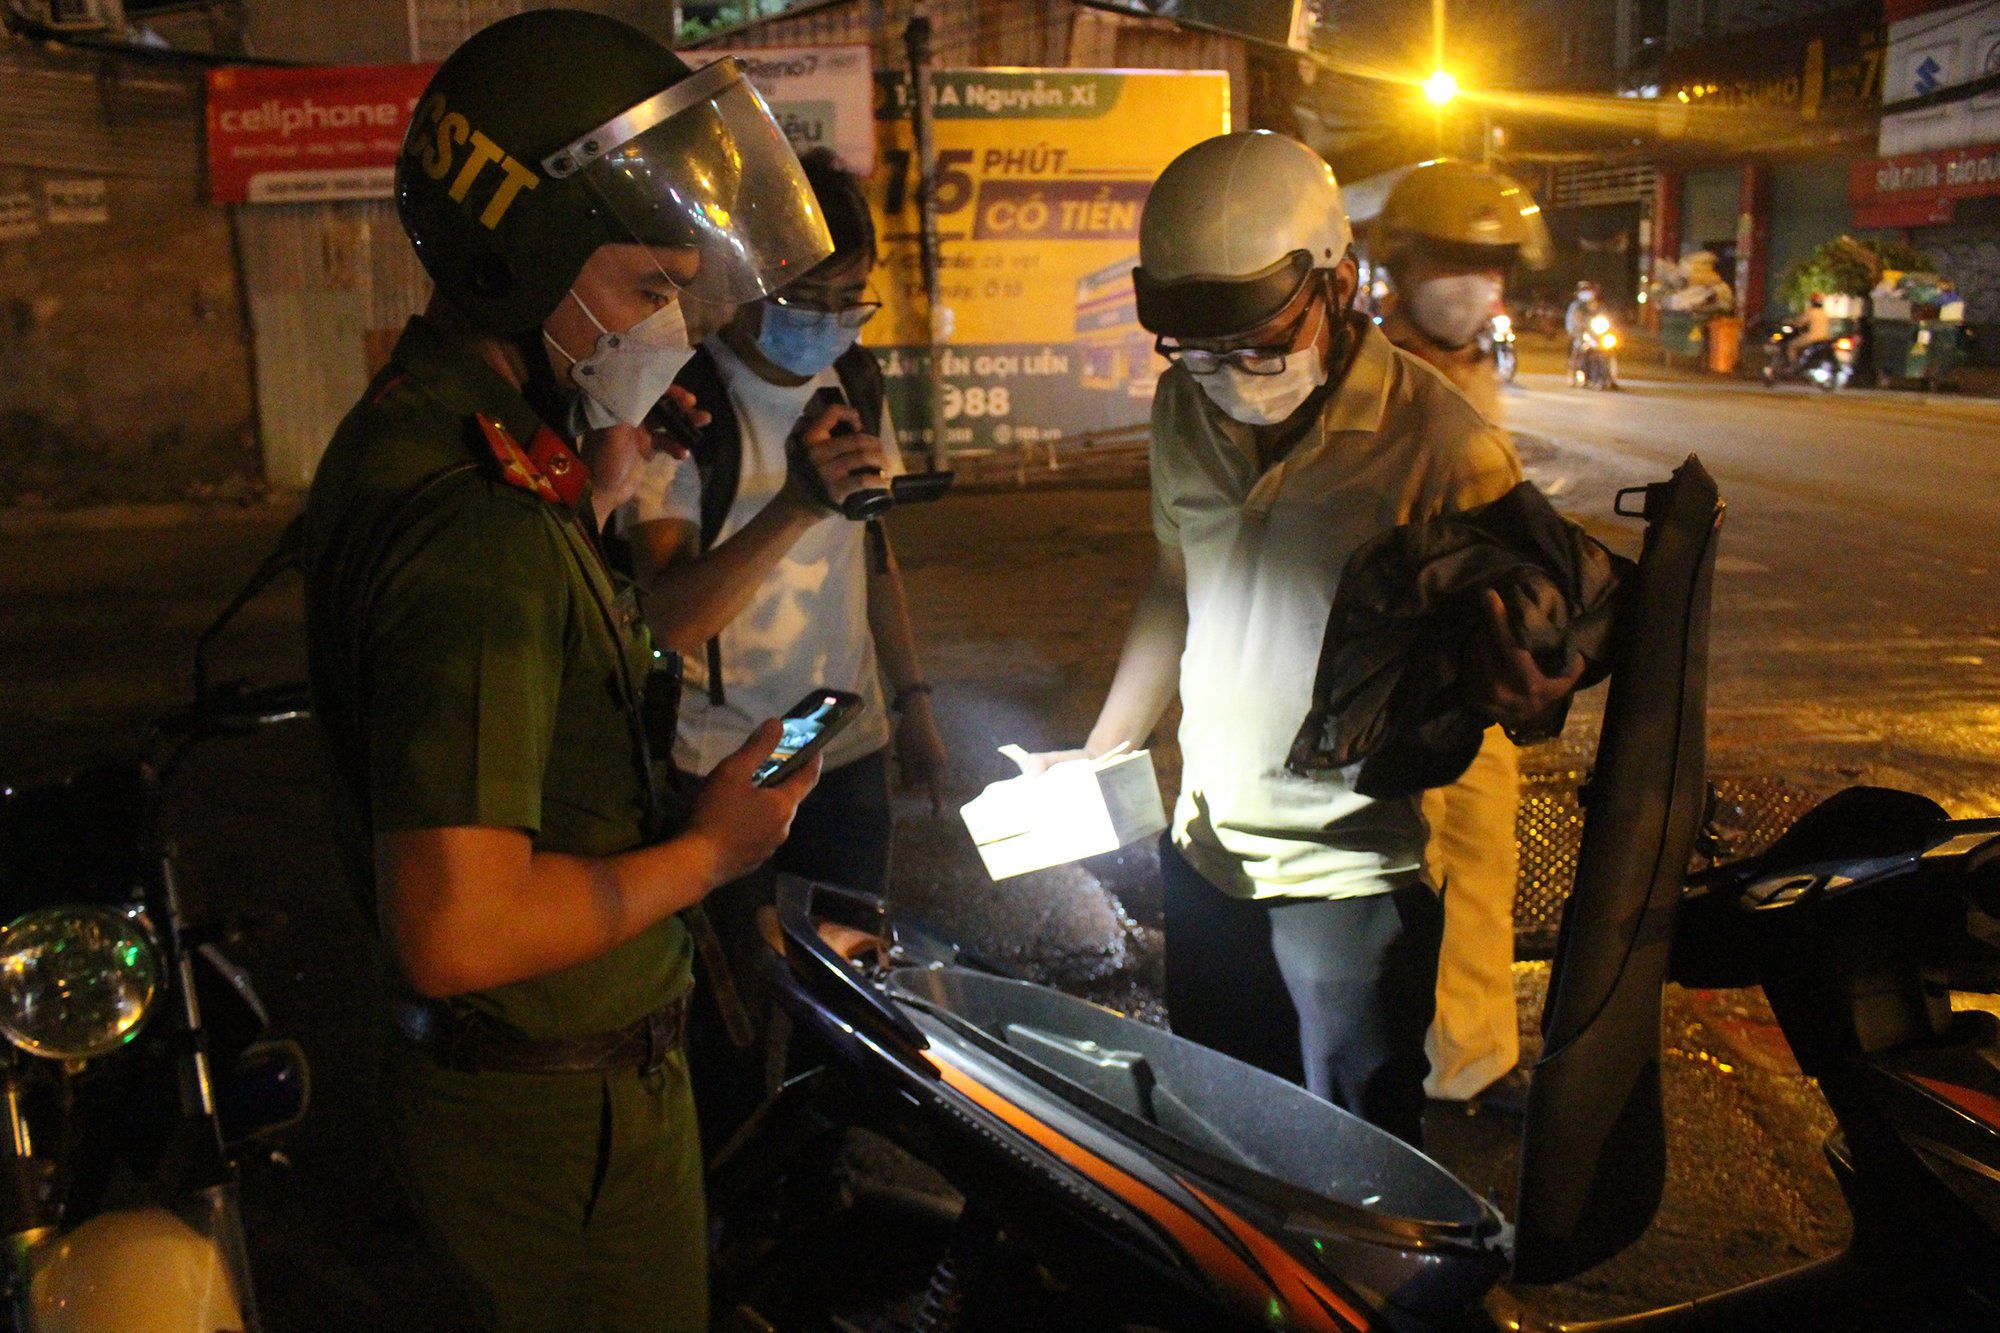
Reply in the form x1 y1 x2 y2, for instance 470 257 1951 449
1569 312 1620 391
724 457 2000 1332
0 569 310 1332
1761 324 1857 391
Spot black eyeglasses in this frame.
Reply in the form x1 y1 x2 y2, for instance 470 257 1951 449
1155 296 1321 376
770 290 883 330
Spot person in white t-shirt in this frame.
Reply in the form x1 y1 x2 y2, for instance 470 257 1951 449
620 149 946 898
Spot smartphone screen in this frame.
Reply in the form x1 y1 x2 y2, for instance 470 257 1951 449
753 688 862 787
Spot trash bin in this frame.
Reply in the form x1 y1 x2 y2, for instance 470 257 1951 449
1658 310 1703 364
1873 319 1963 384
1705 316 1743 374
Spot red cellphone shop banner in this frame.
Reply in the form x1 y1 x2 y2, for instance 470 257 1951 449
207 63 436 205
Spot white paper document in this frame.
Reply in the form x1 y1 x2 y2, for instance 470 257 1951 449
959 749 1169 881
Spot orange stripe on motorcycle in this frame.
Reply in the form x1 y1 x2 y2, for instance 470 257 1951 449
1908 1074 2000 1129
1181 1179 1374 1332
923 1050 1366 1331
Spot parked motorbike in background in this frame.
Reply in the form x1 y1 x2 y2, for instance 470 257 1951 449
0 553 310 1331
1485 312 1518 382
1761 322 1858 391
713 459 2000 1332
1570 312 1620 390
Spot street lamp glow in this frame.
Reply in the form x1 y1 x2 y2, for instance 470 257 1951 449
1424 69 1459 107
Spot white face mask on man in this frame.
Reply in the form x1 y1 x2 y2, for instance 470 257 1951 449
544 290 697 430
1191 300 1330 427
1405 273 1501 350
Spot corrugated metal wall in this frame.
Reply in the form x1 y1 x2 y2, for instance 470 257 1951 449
0 38 257 509
234 201 433 489
0 41 204 180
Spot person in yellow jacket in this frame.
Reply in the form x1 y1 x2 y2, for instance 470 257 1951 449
1373 159 1551 1111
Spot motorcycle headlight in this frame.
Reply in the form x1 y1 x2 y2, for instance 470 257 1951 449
0 907 160 1060
1602 333 1618 349
1492 314 1512 336
1589 314 1611 336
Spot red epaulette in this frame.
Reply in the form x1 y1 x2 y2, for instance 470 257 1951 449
474 414 588 509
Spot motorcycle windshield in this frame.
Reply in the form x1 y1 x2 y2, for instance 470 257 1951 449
1513 456 1724 1284
891 965 1490 1233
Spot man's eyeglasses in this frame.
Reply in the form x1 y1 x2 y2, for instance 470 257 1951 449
1154 297 1320 376
770 290 883 330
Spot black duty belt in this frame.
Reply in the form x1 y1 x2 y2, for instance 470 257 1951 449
392 995 688 1076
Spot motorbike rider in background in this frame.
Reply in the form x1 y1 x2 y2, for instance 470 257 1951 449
1374 158 1552 1113
1564 279 1604 377
1786 293 1834 370
1015 132 1581 1147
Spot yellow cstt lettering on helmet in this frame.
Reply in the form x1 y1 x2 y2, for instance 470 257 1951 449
410 94 468 182
448 130 507 203
407 95 540 231
481 157 538 230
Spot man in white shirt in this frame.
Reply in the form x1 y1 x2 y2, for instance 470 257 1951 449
1023 132 1578 1145
622 149 945 897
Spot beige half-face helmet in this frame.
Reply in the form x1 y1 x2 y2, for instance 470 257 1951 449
1132 131 1354 340
1375 158 1552 270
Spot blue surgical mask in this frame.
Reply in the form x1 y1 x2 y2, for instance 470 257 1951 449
756 302 861 377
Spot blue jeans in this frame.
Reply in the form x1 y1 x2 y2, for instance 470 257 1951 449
1159 834 1443 1145
773 747 892 893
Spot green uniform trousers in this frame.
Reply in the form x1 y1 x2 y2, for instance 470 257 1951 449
390 1047 707 1332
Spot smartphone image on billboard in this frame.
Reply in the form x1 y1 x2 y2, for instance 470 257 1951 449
752 688 863 787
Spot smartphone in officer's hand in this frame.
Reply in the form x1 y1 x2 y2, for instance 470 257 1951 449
753 688 864 787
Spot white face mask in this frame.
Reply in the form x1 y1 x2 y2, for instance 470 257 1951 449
1405 273 1501 349
1195 354 1328 426
1191 298 1332 426
545 290 696 429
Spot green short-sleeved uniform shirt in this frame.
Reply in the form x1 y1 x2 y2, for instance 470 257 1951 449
300 315 689 1038
299 316 706 1331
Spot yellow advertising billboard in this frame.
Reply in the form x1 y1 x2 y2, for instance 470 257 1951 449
863 69 1230 454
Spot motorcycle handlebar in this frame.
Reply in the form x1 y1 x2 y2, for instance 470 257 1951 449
155 682 311 741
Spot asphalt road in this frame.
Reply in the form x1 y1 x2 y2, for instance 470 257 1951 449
1503 358 2000 813
0 360 1994 1328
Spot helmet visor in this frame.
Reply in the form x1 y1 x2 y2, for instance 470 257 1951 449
1133 249 1312 340
544 58 834 306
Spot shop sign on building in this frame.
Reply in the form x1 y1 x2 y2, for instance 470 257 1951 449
1878 0 2000 155
864 69 1229 454
206 63 432 204
694 45 875 175
207 51 875 206
1850 140 2000 225
1660 3 1883 122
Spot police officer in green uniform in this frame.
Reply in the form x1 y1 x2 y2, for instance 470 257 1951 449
296 12 842 1329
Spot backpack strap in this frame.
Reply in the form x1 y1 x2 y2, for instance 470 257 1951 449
679 345 743 558
832 342 886 440
677 343 889 711
670 344 740 707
